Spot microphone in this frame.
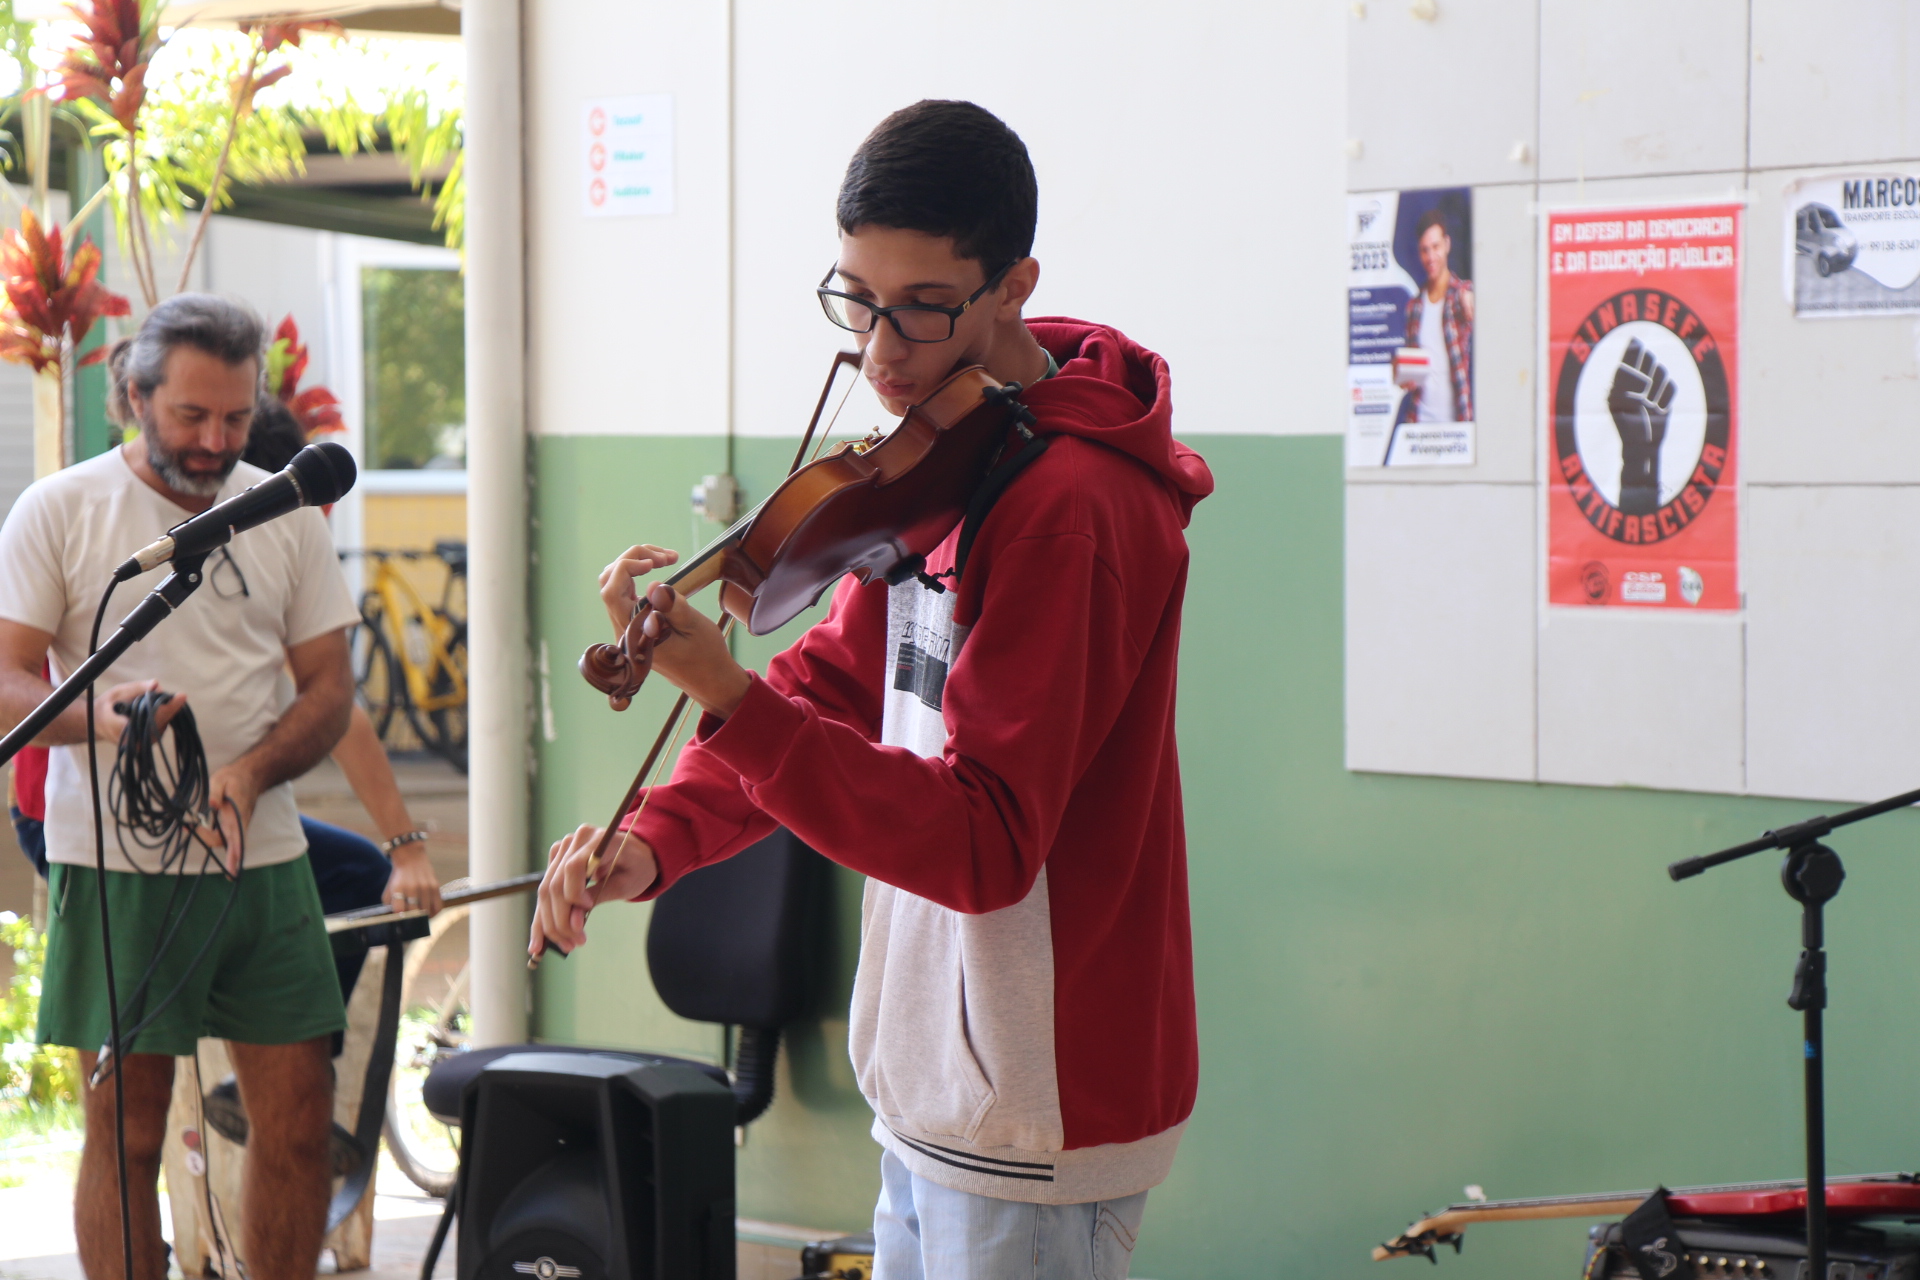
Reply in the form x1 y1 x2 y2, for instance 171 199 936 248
113 441 357 582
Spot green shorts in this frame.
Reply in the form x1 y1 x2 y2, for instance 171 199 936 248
38 855 346 1057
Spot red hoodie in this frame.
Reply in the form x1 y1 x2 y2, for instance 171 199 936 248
628 318 1212 1203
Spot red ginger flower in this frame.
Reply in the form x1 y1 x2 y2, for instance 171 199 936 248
247 18 343 54
266 315 343 435
51 0 161 131
0 209 130 375
231 21 341 114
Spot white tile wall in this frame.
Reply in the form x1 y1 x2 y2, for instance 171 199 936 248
1746 485 1920 802
1537 609 1745 793
1751 0 1920 171
1344 0 1538 193
1345 483 1536 781
1742 168 1920 485
1538 0 1749 182
1535 172 1752 209
1347 2 1920 802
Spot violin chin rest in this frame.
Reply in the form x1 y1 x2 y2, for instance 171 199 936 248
580 641 646 704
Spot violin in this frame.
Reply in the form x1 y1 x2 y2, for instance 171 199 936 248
580 350 1037 708
531 350 1037 969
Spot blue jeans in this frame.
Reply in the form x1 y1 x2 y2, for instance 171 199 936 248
872 1150 1147 1280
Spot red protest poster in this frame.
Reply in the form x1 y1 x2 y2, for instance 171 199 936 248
1546 202 1741 609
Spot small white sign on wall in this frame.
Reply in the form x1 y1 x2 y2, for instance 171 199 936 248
582 94 674 217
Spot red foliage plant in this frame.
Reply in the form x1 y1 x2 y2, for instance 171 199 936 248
0 209 130 375
249 17 344 53
266 315 343 436
232 20 343 114
50 0 160 131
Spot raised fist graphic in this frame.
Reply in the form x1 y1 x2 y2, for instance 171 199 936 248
1609 339 1675 516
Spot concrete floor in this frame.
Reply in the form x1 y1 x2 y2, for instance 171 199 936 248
0 1156 825 1280
0 1156 458 1280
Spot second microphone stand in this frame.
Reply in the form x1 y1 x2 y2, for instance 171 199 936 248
1669 784 1920 1280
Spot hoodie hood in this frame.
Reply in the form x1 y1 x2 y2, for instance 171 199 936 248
1019 317 1213 524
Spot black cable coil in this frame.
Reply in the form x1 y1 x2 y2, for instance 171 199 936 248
109 690 220 875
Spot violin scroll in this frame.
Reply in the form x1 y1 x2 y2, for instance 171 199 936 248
580 602 656 710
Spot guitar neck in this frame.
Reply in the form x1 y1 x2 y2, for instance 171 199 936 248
1374 1173 1918 1262
1431 1172 1912 1218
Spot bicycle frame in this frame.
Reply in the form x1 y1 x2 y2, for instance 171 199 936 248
367 555 467 712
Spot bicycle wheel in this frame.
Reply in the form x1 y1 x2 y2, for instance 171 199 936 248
351 599 404 742
423 616 468 775
385 906 470 1197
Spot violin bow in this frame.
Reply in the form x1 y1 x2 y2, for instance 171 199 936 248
530 351 866 969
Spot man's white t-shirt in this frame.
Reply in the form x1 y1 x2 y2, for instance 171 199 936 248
1415 290 1457 424
0 448 359 872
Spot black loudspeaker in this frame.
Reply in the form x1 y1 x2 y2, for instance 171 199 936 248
454 1051 736 1280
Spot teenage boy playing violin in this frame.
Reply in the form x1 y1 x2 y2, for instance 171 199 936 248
533 99 1213 1280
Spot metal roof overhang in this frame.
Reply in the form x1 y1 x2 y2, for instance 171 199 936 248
16 0 460 38
22 0 461 243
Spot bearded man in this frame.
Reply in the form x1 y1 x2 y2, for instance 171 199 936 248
0 293 360 1280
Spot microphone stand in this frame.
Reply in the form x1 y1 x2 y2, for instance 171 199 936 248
1669 783 1920 1280
0 554 208 768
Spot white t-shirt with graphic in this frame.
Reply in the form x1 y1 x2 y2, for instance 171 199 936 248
0 449 360 872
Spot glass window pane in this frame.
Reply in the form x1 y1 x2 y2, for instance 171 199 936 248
362 266 466 471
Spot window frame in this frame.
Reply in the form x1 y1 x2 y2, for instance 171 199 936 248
325 235 465 560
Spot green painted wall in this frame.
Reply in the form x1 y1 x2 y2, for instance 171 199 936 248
531 432 1920 1278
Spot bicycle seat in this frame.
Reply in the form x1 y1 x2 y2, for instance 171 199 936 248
434 540 468 574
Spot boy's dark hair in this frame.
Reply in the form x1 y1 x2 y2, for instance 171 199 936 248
1415 209 1450 239
243 395 308 473
836 100 1038 271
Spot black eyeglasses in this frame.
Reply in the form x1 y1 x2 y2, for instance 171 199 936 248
210 546 249 600
817 260 1016 344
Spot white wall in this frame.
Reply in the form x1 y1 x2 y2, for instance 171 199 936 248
523 0 731 439
1344 0 1920 803
521 0 1348 443
202 217 337 384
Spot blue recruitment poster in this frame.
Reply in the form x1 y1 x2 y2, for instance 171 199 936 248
1347 187 1475 467
1783 173 1920 317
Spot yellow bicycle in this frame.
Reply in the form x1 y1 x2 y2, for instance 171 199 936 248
342 541 468 773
